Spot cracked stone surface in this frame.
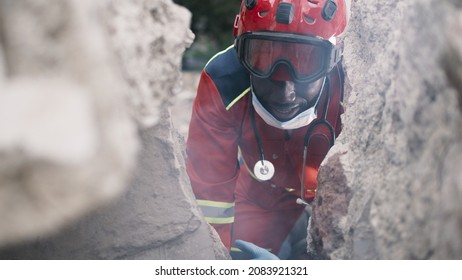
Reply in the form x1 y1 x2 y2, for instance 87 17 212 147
309 0 462 259
0 0 228 259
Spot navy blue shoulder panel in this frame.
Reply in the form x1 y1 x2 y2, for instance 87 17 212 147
205 47 250 108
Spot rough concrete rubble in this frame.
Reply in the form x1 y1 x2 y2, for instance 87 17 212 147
106 0 195 127
309 0 462 259
0 0 228 259
0 113 229 259
0 0 139 246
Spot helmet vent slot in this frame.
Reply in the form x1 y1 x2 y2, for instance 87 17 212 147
322 0 338 21
307 0 320 7
276 3 294 24
304 15 316 24
245 0 257 10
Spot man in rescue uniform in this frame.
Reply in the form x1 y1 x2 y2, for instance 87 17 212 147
186 0 350 259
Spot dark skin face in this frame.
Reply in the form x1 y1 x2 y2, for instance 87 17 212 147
252 76 324 121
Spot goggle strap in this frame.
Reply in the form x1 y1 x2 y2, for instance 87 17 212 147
329 46 342 71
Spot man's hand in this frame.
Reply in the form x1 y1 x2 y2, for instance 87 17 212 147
235 240 280 260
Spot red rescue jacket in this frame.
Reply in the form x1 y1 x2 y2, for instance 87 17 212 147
186 46 344 250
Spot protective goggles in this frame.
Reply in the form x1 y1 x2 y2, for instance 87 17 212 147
235 32 341 83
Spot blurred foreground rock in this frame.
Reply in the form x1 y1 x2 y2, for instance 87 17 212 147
0 112 228 259
309 0 462 259
0 0 138 246
0 0 228 259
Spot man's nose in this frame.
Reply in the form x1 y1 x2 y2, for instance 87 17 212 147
281 81 296 103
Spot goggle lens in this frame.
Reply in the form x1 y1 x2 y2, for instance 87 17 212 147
245 39 324 77
237 32 339 82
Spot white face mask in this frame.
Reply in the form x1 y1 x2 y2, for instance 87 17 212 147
251 78 325 130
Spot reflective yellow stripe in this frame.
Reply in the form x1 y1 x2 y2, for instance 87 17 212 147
204 45 235 69
226 87 251 111
196 200 234 208
205 216 234 224
197 200 235 224
230 247 241 252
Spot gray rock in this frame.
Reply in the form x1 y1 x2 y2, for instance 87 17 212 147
309 0 462 259
0 0 138 246
0 0 228 259
105 0 195 127
0 112 229 259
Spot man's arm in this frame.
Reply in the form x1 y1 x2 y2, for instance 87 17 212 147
186 70 240 250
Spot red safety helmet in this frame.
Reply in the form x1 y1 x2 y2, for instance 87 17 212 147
234 0 349 83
